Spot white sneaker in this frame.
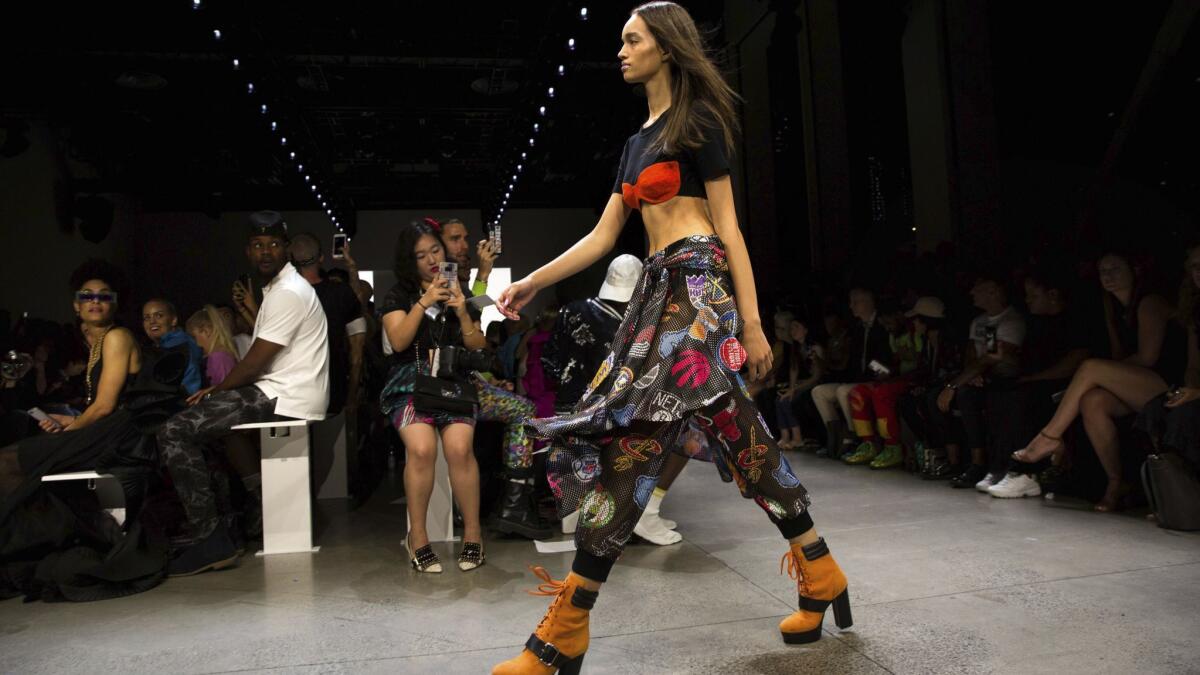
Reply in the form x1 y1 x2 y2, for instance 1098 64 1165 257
975 472 1001 493
633 510 682 546
988 472 1042 498
660 516 677 530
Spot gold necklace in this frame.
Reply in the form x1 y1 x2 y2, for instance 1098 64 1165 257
85 325 112 405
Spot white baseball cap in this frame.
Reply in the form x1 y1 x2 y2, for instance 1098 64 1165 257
905 296 945 319
598 254 643 302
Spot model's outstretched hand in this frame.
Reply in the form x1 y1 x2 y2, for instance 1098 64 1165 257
497 277 538 320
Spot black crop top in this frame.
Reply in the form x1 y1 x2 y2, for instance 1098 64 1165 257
611 112 731 210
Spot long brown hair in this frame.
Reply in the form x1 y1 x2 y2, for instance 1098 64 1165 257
631 2 740 158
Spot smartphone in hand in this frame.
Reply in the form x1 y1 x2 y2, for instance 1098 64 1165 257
332 233 348 259
27 407 63 430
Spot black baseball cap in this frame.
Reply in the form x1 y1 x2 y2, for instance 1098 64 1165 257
248 210 289 240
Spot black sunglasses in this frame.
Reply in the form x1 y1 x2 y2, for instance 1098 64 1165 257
75 291 117 304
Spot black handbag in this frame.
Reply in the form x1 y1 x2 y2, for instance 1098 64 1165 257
1141 452 1200 531
412 371 478 416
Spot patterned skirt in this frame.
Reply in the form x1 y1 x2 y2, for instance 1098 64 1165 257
532 235 759 503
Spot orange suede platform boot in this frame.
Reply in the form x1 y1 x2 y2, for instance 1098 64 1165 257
492 566 597 675
779 537 852 644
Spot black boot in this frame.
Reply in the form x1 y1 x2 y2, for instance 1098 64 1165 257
817 422 842 458
488 468 553 540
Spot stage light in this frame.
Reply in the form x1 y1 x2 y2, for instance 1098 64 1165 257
289 151 296 159
580 7 588 20
517 164 522 171
310 185 316 192
304 174 311 182
260 104 268 114
521 152 527 159
317 193 322 200
192 0 202 10
270 121 277 131
558 65 565 76
326 209 332 215
528 137 535 146
548 86 556 98
247 82 255 94
533 123 540 132
280 136 288 145
568 38 575 51
297 163 304 171
321 201 327 207
512 174 517 181
212 29 222 40
232 58 240 70
539 106 546 116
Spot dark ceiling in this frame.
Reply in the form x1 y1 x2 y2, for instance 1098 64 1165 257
2 1 726 227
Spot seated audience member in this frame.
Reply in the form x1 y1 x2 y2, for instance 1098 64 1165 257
811 288 891 458
844 298 938 469
933 272 1026 488
1 261 184 600
1137 245 1200 464
142 298 204 395
289 232 367 416
1012 250 1187 511
157 211 330 576
776 316 825 451
379 221 487 573
440 217 498 298
986 267 1092 498
897 297 959 473
439 217 551 540
186 305 240 387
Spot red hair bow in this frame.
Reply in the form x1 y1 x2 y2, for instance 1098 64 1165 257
423 217 442 233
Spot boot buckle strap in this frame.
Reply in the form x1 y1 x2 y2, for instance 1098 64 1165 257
525 634 566 667
798 595 832 613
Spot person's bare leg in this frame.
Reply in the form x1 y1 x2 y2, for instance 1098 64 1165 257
440 423 482 544
656 451 689 490
1080 388 1137 511
1017 359 1167 460
399 424 438 549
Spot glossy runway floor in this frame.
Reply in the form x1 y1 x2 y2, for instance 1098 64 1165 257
3 450 1199 674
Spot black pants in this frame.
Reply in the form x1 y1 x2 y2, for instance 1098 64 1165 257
898 385 963 451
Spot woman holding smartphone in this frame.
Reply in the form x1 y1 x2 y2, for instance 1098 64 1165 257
379 221 489 573
491 4 849 673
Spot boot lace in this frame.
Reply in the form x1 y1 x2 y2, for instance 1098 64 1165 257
780 551 812 596
526 565 568 633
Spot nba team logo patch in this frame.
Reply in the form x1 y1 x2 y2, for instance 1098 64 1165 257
589 355 614 392
633 364 661 389
614 434 664 471
773 454 801 488
611 367 635 393
686 274 707 308
573 456 600 482
719 337 747 372
580 488 616 529
634 475 658 510
756 496 789 519
612 404 635 426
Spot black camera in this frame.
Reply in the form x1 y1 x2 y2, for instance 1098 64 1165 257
432 345 499 379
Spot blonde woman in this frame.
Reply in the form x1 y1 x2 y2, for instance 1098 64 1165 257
186 305 240 387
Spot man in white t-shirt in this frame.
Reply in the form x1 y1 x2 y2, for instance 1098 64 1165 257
158 211 329 577
935 272 1026 490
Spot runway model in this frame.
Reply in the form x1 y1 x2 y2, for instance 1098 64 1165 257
492 3 851 673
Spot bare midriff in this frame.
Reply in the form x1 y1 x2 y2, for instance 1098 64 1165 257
641 195 717 255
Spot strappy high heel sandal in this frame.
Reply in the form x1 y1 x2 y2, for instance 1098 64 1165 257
1011 430 1063 464
458 541 486 571
406 535 443 573
1094 479 1130 513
